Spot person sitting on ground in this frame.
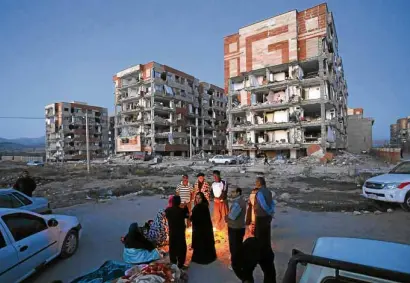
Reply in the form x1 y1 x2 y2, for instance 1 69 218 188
13 170 37 197
191 192 217 265
165 195 189 269
122 222 161 264
143 195 173 247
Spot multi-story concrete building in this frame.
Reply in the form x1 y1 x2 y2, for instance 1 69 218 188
346 108 374 154
108 116 115 155
390 117 410 152
45 102 109 161
113 62 226 156
225 3 348 158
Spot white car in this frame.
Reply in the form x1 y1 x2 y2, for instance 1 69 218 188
362 160 410 211
0 208 82 283
0 189 51 214
209 155 237 165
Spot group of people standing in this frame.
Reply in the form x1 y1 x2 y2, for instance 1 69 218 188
171 170 276 283
121 170 276 283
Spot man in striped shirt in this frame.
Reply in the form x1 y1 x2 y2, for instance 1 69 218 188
176 174 194 224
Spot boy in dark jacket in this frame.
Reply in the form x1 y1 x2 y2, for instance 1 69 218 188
165 195 189 268
13 170 36 197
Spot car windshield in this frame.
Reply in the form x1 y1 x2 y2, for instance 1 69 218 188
390 162 410 174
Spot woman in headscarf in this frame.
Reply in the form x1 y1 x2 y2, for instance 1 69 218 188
145 196 173 247
122 222 161 264
190 192 217 264
165 195 189 269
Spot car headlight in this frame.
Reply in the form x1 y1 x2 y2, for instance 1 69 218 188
384 183 399 190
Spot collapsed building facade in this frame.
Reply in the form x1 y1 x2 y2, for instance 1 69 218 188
45 102 109 161
346 108 374 154
225 4 348 158
390 117 410 152
113 62 227 156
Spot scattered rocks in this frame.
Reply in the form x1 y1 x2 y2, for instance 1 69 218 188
279 193 291 201
363 210 370 214
387 208 394 213
374 210 382 215
353 211 361 216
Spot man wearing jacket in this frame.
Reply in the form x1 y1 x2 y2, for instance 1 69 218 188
253 176 276 283
226 188 246 280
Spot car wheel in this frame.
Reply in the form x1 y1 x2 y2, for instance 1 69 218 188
225 161 229 165
400 193 410 212
212 161 215 165
60 230 79 258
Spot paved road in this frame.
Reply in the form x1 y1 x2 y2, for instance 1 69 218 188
26 196 410 283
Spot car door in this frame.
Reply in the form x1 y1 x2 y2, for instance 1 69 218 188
0 222 20 283
1 212 59 281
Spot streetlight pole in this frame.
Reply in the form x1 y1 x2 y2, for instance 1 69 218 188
85 114 90 173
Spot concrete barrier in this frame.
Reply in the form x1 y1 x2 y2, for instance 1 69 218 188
371 148 401 164
0 156 43 162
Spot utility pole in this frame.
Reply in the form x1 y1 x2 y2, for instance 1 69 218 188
85 114 90 173
189 126 192 159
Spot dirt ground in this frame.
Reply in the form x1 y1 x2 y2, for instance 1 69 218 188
0 153 395 214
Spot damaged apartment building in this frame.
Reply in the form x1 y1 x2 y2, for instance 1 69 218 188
225 3 348 158
113 62 227 156
45 102 109 161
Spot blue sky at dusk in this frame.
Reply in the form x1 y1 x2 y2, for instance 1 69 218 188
0 0 409 140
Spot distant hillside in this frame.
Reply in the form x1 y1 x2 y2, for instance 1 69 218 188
0 136 45 151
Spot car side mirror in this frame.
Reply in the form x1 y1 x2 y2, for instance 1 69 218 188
48 218 59 227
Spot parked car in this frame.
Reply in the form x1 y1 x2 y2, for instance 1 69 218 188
26 161 44 167
132 151 151 161
283 237 410 283
209 155 237 165
0 189 51 214
0 208 82 283
236 155 250 164
362 160 410 211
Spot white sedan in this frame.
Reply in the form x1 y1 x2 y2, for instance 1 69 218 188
209 155 237 165
362 160 410 211
0 208 82 283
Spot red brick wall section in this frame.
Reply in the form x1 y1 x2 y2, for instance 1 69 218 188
224 33 240 93
297 39 307 61
164 65 194 81
245 25 289 72
141 62 154 80
224 33 239 55
267 40 290 64
297 4 327 61
297 4 327 35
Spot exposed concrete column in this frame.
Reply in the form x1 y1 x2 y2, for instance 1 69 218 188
227 79 233 155
290 148 297 159
250 130 256 143
320 82 327 152
114 104 118 155
150 88 155 151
